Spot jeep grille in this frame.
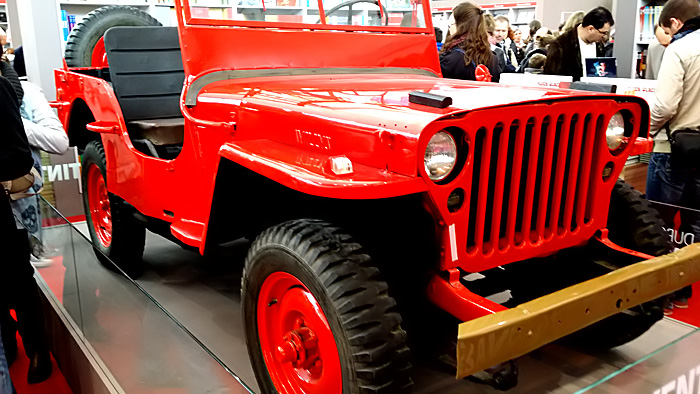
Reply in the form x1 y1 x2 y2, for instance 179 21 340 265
466 113 602 255
426 99 644 272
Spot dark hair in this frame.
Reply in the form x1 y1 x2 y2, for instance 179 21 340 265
582 6 614 29
529 19 541 37
441 2 492 67
434 27 443 43
660 0 700 27
529 53 546 69
13 46 25 78
558 22 565 31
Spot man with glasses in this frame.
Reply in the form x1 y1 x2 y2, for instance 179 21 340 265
543 6 614 80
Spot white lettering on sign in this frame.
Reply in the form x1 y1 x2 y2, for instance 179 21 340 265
664 227 696 248
43 163 81 182
652 365 700 394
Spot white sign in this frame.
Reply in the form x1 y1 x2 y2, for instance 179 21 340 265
581 77 657 105
499 73 573 88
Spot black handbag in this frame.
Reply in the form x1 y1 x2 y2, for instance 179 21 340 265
667 128 700 169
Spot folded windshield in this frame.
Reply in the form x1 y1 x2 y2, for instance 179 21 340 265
184 0 428 30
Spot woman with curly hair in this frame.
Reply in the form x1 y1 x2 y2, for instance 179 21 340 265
440 2 500 82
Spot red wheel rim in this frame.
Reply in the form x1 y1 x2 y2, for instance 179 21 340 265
87 164 112 248
91 36 109 68
258 272 342 393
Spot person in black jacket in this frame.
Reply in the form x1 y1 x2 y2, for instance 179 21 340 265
0 70 53 384
440 2 500 83
543 6 614 81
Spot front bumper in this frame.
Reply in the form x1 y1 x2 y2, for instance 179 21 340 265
456 243 700 379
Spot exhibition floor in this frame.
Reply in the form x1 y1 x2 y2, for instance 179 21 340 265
34 215 699 393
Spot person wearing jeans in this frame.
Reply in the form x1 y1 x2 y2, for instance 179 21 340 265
0 322 15 394
648 0 700 313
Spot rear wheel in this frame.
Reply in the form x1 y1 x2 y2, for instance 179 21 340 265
242 219 411 393
82 140 145 277
569 180 670 349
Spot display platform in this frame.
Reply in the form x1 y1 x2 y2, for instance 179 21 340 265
35 198 699 393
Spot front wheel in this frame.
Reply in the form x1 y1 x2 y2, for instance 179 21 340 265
567 180 671 350
82 140 145 277
242 219 411 393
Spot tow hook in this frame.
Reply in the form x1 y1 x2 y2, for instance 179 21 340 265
469 360 518 391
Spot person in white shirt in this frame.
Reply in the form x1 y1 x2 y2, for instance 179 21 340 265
647 0 700 314
543 7 613 81
10 73 69 265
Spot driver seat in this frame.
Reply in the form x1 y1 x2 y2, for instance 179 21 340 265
103 26 185 158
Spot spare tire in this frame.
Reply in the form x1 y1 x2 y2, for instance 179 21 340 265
65 5 161 67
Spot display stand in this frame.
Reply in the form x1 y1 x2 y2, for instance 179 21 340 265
34 197 700 394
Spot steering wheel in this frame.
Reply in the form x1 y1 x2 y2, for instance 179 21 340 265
318 0 389 26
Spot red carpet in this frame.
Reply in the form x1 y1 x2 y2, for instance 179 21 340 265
8 330 72 394
669 281 700 327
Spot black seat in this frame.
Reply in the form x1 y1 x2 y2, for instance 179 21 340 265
103 26 185 157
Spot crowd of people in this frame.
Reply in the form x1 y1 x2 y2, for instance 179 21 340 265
439 3 615 82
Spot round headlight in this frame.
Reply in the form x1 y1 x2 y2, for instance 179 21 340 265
606 112 626 151
424 132 457 181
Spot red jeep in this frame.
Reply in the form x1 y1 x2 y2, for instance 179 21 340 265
53 2 698 392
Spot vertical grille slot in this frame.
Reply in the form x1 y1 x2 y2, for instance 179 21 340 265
563 114 588 232
548 114 573 235
489 122 512 253
467 128 487 251
504 119 527 248
535 115 559 241
475 124 499 253
520 116 546 245
464 108 601 256
576 115 603 225
512 118 536 246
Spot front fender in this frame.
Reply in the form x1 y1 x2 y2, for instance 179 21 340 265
219 140 427 199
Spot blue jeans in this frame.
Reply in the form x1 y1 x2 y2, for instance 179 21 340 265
646 152 698 300
0 322 15 394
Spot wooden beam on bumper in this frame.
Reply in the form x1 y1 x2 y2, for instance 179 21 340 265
456 244 700 379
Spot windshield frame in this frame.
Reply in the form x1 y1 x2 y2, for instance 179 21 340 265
180 0 434 33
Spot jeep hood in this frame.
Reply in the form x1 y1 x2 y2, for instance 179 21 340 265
196 73 606 177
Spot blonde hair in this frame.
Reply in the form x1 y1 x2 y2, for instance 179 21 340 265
563 11 585 32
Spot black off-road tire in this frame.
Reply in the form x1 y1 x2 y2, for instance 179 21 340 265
607 179 672 256
65 5 161 67
568 180 671 350
82 140 146 277
242 219 411 393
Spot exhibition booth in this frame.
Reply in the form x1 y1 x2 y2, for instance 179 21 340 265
2 0 699 393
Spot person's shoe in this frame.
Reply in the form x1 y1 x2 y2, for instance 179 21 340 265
672 298 689 309
29 253 53 268
27 351 52 384
2 336 17 367
663 299 674 316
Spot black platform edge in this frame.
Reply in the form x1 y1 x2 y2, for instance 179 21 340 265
35 276 124 394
